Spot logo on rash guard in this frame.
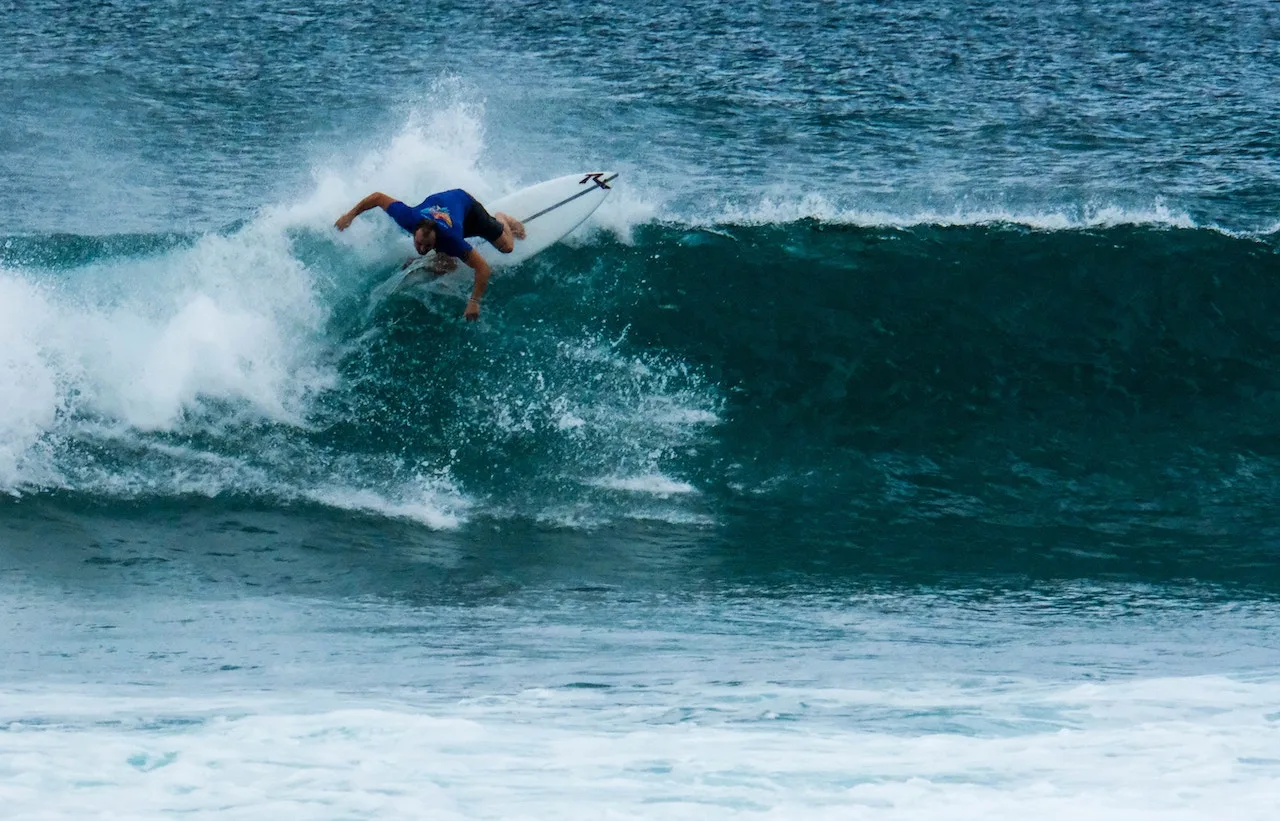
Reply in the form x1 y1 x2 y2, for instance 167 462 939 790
426 206 453 227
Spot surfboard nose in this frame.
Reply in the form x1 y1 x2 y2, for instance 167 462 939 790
579 172 617 190
477 172 618 266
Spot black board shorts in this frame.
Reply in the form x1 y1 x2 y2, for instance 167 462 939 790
463 194 505 243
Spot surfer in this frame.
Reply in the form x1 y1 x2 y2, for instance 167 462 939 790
335 189 526 320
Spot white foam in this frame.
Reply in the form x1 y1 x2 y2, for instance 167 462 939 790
279 97 665 249
306 474 470 531
413 328 720 528
0 222 336 497
593 474 698 497
649 408 719 426
50 436 276 499
570 182 662 246
0 274 63 490
0 102 512 506
534 507 609 530
267 96 666 254
702 192 1202 231
2 674 1278 820
621 508 716 526
275 102 494 241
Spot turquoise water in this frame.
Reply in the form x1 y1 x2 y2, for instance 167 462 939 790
2 1 1279 817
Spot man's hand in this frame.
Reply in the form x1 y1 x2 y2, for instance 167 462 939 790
462 250 490 322
335 192 395 231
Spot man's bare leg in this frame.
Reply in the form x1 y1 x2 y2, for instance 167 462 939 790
491 213 526 253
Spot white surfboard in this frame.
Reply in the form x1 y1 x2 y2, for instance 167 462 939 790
476 171 617 266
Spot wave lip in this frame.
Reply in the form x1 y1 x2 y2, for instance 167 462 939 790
702 193 1212 232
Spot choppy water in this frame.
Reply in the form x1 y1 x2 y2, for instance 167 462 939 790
2 0 1279 817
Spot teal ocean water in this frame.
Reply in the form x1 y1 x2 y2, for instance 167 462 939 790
3 1 1279 817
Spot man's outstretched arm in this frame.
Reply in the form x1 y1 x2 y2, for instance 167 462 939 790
335 192 396 230
462 249 491 321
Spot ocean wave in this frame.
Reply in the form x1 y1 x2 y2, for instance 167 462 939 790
3 197 1279 538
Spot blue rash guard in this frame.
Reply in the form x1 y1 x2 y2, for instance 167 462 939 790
385 189 476 258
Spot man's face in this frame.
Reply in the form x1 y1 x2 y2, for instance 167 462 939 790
414 224 435 255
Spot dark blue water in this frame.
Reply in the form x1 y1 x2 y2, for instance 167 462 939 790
2 1 1279 817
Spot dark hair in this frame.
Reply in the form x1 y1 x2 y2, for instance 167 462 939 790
415 219 436 235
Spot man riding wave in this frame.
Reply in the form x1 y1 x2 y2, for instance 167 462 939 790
336 189 526 320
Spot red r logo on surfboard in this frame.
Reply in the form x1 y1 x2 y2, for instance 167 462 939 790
580 173 611 190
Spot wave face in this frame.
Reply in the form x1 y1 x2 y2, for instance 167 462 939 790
4 219 1280 581
629 223 1280 445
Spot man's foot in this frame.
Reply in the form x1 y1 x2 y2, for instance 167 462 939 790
498 213 526 240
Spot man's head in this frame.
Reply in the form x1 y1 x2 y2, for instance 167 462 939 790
413 219 438 255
